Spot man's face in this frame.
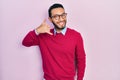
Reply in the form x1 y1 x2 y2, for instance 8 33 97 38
50 8 67 30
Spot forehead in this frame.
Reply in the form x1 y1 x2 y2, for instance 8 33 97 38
51 8 65 15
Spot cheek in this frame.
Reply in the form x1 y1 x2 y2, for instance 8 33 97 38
52 20 59 25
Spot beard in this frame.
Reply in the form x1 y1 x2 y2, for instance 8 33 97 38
52 21 66 30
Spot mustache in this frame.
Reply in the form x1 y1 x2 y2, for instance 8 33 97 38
52 21 66 30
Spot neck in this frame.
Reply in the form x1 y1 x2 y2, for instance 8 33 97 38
55 29 62 33
54 26 66 33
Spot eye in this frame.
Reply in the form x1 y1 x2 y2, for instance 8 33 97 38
54 15 59 18
61 13 67 17
51 13 67 20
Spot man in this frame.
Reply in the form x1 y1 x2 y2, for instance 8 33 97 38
22 3 86 80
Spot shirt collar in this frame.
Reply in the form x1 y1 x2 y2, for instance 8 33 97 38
54 27 67 35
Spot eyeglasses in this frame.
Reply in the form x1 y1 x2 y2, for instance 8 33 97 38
51 13 67 20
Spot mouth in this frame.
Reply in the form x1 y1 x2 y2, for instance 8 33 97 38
58 21 65 27
52 20 66 30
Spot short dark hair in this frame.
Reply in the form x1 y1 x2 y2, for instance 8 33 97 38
48 3 64 18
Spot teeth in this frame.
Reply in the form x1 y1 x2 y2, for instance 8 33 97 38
59 22 64 26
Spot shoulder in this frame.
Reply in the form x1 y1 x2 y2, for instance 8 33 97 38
67 28 81 36
67 28 83 41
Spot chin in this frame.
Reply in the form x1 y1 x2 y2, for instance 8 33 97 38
59 26 65 28
58 24 66 28
52 22 66 30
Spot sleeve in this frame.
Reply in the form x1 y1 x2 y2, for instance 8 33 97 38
22 30 39 47
75 33 86 80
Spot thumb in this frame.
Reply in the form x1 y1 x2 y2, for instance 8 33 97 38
42 19 47 24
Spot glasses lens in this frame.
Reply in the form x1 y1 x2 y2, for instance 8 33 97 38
52 13 67 20
61 13 67 18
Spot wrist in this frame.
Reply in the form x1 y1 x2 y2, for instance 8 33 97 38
35 29 39 35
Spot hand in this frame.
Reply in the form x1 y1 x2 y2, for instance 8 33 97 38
36 19 53 35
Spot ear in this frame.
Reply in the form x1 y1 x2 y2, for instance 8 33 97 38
48 17 52 22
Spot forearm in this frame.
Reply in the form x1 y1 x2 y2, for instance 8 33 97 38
77 55 86 80
76 33 86 80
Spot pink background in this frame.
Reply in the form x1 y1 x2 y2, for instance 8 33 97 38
0 0 120 80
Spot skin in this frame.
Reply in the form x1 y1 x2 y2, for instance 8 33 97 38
36 8 67 35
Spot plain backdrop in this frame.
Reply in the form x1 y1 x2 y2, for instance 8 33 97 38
0 0 120 80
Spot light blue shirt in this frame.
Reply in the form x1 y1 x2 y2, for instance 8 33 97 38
54 27 67 35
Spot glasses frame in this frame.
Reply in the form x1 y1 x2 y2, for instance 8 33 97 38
51 13 67 20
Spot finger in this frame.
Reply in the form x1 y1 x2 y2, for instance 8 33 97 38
42 19 47 25
43 19 46 23
47 32 53 35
